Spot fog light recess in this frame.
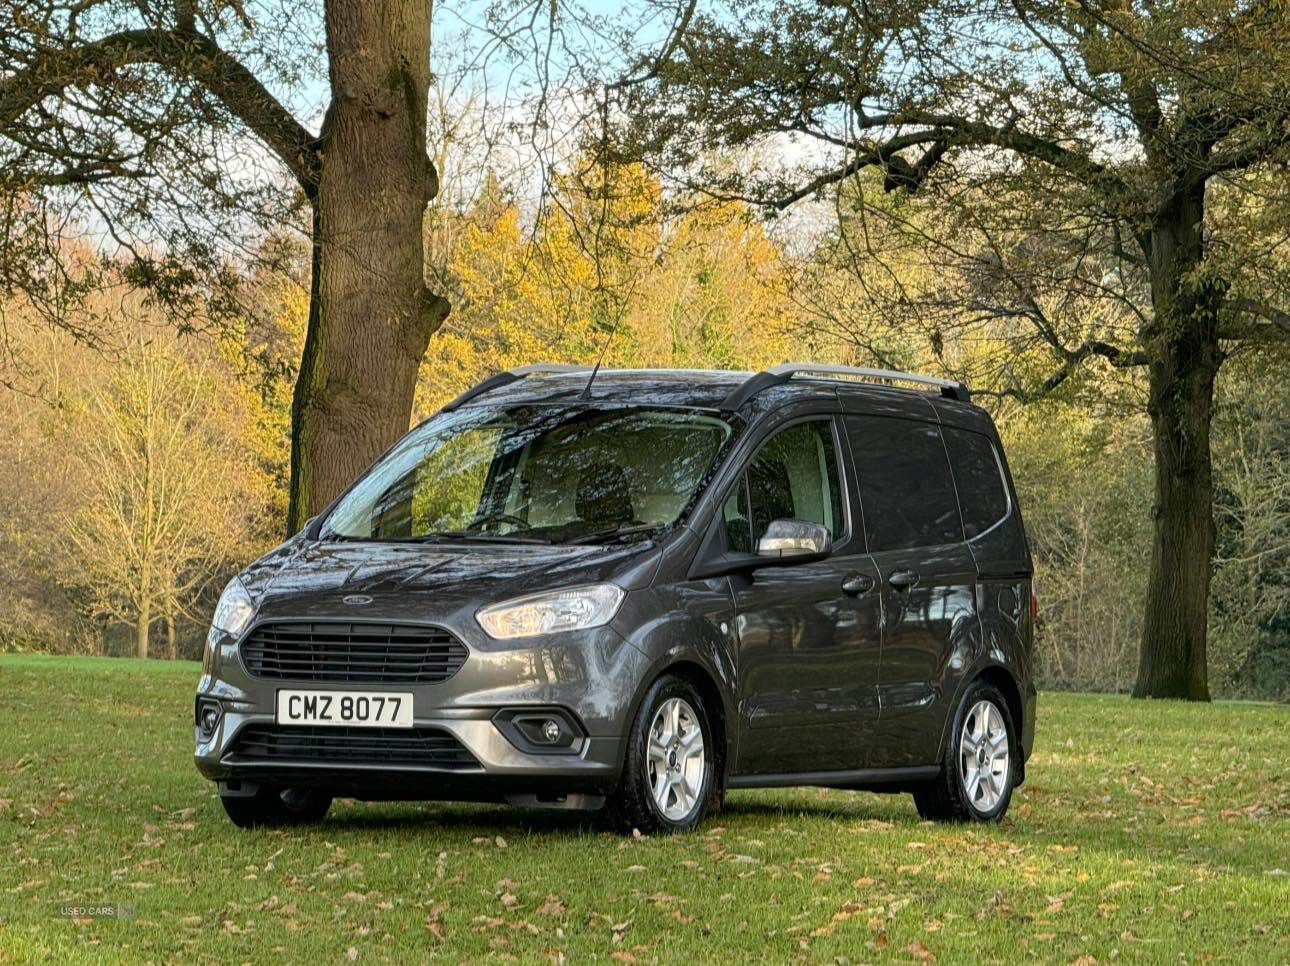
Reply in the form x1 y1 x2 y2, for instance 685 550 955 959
196 698 223 739
493 708 586 755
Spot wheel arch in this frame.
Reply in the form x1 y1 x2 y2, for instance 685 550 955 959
665 660 728 782
623 654 733 789
937 662 1028 785
977 666 1025 747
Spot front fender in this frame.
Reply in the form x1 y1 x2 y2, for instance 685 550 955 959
611 580 739 774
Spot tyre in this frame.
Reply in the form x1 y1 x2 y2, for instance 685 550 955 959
606 674 716 834
220 785 333 828
913 680 1017 823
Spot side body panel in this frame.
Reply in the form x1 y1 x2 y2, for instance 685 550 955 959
866 542 980 766
840 395 981 769
676 395 885 777
933 398 1037 765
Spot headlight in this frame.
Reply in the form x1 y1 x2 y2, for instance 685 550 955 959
476 584 625 639
212 577 255 638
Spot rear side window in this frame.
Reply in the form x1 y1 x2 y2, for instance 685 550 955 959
847 416 963 551
723 418 844 551
943 427 1010 539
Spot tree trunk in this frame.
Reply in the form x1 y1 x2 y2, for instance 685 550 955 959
1133 185 1222 700
136 599 151 660
284 0 450 535
164 614 177 660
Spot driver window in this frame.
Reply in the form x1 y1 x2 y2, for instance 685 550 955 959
410 424 504 534
723 418 844 552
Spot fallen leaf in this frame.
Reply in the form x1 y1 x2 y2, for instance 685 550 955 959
537 896 566 917
905 940 935 962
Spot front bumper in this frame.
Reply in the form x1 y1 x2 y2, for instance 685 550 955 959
194 615 650 803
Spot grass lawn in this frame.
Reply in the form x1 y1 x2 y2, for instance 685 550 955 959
1 654 1287 963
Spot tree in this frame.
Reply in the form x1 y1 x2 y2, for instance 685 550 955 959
1209 360 1290 697
1 0 448 534
61 333 261 658
416 159 797 412
618 0 1290 698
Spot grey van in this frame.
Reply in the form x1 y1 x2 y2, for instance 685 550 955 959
195 364 1035 832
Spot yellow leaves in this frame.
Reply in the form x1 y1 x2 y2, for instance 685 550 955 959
416 158 802 417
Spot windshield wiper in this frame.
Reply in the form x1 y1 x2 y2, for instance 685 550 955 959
322 532 547 545
565 523 664 545
429 530 551 545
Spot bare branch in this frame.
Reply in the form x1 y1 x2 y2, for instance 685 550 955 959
0 28 320 193
856 109 1124 195
981 338 1149 402
1219 298 1290 343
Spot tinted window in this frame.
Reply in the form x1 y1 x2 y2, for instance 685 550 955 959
848 416 963 551
943 427 1009 539
723 419 844 550
722 477 753 553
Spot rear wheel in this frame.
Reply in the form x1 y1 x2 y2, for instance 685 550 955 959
607 674 715 834
220 785 333 828
913 680 1016 823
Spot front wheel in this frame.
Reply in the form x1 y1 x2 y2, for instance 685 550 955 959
606 675 716 834
220 785 333 828
913 680 1017 823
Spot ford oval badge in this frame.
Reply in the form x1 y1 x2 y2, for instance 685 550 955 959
342 594 374 606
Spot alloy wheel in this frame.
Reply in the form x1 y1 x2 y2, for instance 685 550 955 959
645 697 705 820
958 699 1010 812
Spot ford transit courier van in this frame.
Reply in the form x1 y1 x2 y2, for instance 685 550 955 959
195 364 1035 832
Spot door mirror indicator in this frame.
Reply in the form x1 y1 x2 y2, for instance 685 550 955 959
757 519 829 557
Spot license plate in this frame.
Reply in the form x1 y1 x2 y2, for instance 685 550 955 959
275 690 413 728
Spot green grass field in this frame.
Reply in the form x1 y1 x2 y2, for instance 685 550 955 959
1 654 1287 963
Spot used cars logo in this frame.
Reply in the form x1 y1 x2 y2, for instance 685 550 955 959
342 594 374 606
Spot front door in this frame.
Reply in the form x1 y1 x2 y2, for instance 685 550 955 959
723 416 884 776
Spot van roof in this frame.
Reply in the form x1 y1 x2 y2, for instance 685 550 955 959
447 364 978 418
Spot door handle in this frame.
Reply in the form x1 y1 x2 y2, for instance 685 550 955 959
841 572 874 596
888 569 920 591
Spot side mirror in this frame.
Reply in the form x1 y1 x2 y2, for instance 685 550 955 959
687 517 831 581
757 519 830 558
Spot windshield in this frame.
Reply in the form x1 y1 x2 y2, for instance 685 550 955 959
323 405 735 544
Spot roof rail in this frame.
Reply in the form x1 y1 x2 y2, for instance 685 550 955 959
440 364 592 412
721 362 970 410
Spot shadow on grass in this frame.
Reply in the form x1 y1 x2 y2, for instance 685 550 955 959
311 787 923 835
719 793 921 824
324 799 605 836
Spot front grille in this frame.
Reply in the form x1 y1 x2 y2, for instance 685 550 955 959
226 725 481 770
240 622 468 683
